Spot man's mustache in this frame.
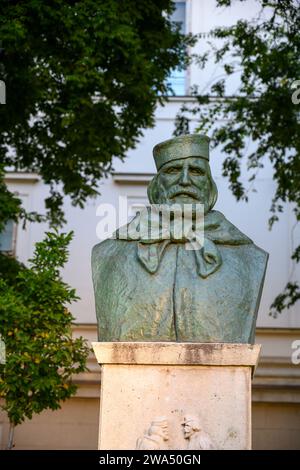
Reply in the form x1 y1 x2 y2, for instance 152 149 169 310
167 185 201 200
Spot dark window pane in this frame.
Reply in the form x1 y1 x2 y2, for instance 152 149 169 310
168 2 186 95
0 220 14 252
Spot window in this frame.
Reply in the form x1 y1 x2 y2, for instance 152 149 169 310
0 220 16 255
167 1 186 96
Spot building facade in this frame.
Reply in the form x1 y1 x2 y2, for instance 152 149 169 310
1 0 300 449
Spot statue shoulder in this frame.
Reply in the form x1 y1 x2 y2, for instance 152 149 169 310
91 238 120 266
252 243 269 263
92 238 113 255
210 210 269 260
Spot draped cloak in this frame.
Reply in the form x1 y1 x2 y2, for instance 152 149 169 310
92 209 268 343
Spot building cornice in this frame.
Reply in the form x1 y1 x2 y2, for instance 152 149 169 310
112 173 155 184
4 172 41 183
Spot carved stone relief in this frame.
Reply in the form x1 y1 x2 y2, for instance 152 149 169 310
136 414 216 450
136 416 169 450
181 415 216 450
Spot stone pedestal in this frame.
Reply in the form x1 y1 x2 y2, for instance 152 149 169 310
92 342 260 450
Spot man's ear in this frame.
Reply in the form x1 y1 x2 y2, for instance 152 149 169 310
147 175 159 204
208 175 218 211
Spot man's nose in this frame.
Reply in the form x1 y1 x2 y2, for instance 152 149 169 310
179 167 191 186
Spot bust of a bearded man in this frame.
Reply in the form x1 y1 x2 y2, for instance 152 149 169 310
92 135 268 343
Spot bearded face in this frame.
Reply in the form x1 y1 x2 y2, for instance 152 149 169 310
182 422 194 439
148 157 217 214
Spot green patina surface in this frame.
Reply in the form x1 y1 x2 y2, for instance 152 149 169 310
92 135 268 343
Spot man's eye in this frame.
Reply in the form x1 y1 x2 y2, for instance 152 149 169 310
166 167 180 174
191 168 204 175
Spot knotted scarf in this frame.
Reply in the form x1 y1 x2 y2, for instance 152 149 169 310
116 207 252 278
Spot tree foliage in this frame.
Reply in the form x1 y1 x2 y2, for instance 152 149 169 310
174 0 300 316
0 231 89 427
0 0 192 224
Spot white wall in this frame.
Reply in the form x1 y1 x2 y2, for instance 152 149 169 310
6 0 299 327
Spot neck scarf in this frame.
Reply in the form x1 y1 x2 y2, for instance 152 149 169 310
116 207 252 278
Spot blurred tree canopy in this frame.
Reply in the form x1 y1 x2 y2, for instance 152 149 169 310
0 0 193 224
175 0 300 316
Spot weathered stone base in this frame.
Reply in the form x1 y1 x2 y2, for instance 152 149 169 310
92 342 260 450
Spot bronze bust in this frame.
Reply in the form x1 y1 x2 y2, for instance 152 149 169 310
92 135 268 343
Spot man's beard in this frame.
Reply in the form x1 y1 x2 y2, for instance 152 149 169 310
157 184 210 215
149 177 210 214
167 184 201 201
